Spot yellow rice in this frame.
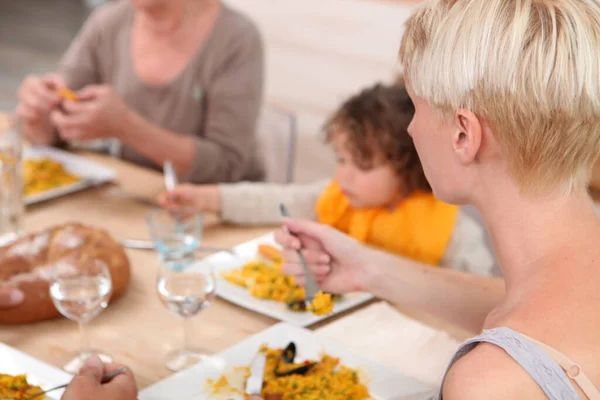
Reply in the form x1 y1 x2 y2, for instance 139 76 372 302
0 374 44 400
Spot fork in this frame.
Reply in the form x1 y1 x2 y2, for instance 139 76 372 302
20 367 127 400
278 203 320 303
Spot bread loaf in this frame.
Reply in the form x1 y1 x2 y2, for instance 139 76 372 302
0 223 130 324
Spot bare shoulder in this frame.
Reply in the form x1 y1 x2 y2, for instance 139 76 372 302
442 343 548 399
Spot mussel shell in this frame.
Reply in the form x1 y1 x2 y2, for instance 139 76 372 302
273 342 317 377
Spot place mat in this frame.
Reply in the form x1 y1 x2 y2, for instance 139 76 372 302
317 302 461 386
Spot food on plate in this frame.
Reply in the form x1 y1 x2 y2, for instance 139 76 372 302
0 223 130 324
258 244 283 263
308 291 334 316
206 368 248 399
23 158 81 196
0 374 44 399
221 248 336 316
56 87 79 102
206 343 371 400
287 291 335 316
263 343 371 400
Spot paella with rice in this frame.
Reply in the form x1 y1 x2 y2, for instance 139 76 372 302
221 245 335 316
207 343 372 400
23 158 81 196
0 374 44 400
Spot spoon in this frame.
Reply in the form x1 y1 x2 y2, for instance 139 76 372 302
163 160 178 192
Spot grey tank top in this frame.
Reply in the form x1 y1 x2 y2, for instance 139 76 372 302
437 327 580 399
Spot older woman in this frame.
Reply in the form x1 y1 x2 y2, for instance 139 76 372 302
276 0 600 399
16 0 264 183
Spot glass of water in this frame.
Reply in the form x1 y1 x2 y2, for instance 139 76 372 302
147 207 203 257
156 256 217 371
0 115 23 246
147 208 217 371
49 258 113 373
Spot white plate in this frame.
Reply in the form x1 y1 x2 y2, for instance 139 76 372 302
200 233 374 327
0 343 72 399
140 322 435 400
24 146 117 205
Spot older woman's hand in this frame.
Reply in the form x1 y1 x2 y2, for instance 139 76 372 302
16 73 65 145
274 219 371 294
51 85 132 141
62 356 137 400
0 287 24 309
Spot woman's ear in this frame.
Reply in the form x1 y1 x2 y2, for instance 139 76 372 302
452 109 482 165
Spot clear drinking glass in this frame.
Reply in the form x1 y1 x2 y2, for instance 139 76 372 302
0 114 23 246
49 258 113 373
147 208 217 371
156 256 217 371
146 207 203 257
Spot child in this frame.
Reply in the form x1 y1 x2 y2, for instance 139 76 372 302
159 83 494 275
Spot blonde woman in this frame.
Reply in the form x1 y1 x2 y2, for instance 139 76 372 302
15 0 264 183
276 0 600 398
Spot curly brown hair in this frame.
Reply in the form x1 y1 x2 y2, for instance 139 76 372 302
323 82 431 194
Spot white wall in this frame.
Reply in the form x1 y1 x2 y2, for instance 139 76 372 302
226 0 417 181
228 0 415 136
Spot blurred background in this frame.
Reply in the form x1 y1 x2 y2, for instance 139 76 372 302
0 0 420 183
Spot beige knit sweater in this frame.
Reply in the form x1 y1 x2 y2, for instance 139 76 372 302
58 0 264 183
220 180 496 276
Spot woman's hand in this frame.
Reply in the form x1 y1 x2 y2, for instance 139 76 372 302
274 219 372 294
62 356 137 400
16 73 65 145
51 85 131 141
0 287 24 309
158 184 221 213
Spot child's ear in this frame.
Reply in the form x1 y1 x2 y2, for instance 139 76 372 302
452 109 482 165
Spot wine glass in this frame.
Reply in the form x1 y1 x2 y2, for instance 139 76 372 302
49 258 112 373
156 257 217 371
147 207 217 371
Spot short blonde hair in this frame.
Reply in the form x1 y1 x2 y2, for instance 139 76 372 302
399 0 600 195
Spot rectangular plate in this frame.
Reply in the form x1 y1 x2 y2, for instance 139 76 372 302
140 322 435 400
24 146 117 205
202 232 374 327
0 343 71 399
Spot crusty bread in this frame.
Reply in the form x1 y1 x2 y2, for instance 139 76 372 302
0 223 130 324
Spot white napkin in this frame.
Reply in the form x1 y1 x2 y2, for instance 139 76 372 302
317 302 461 386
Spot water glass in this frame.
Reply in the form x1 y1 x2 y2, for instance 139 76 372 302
49 258 113 373
147 208 217 371
0 115 23 246
157 256 217 371
146 207 203 260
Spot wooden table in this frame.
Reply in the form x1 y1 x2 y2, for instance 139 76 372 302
0 153 468 389
0 154 280 388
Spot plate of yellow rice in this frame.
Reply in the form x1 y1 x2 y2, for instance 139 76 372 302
0 343 72 400
139 323 434 400
23 146 116 205
193 233 374 327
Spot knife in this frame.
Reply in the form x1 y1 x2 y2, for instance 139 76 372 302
245 349 266 397
120 238 236 255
